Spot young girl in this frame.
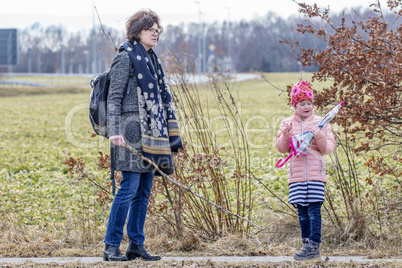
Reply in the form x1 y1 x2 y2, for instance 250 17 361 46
276 81 336 260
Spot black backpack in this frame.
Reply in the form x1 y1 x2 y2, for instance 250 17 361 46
89 65 134 138
89 59 134 195
89 70 111 137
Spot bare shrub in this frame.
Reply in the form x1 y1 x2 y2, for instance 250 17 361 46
146 53 255 239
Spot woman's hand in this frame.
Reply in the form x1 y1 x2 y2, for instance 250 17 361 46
109 135 126 146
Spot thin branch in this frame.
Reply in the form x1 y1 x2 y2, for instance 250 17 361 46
249 171 298 216
63 151 111 195
121 143 264 230
93 5 118 52
258 69 287 95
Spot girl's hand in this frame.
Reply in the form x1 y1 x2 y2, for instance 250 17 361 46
109 135 126 146
283 122 293 134
311 126 320 135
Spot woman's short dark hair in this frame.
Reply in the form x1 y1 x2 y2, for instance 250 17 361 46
126 9 163 43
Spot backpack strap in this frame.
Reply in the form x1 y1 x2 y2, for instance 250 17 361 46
110 143 116 195
126 61 135 95
109 56 135 196
109 61 134 195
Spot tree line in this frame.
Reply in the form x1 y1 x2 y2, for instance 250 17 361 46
6 7 397 74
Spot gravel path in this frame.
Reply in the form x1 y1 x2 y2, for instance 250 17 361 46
0 255 401 265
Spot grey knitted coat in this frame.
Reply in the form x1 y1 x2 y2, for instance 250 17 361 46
107 50 154 173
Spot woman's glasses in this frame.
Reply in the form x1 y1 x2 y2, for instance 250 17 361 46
146 28 161 35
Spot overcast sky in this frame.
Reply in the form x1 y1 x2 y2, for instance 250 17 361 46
0 0 380 32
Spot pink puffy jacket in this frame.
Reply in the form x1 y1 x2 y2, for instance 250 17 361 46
276 111 336 185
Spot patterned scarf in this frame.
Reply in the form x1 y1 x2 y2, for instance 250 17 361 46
120 41 182 175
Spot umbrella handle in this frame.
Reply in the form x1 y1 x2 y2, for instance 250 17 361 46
276 153 293 168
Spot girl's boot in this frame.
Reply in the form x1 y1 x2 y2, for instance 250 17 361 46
293 240 320 260
293 238 309 259
306 240 320 260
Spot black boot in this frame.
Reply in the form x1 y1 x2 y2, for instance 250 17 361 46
103 244 128 262
293 240 321 260
126 240 161 261
305 240 321 260
293 238 309 259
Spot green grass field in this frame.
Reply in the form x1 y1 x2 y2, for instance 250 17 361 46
0 73 298 225
0 73 399 265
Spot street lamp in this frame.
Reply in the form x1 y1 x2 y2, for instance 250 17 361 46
69 49 75 74
84 50 89 74
92 0 98 73
225 6 232 72
194 1 202 73
201 12 206 73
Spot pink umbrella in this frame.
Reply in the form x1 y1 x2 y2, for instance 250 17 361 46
276 102 344 168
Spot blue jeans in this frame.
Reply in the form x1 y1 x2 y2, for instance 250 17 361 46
104 171 155 247
296 202 322 243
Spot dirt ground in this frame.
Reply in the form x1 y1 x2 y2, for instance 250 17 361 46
0 255 401 268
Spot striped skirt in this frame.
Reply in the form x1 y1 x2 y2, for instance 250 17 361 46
288 181 325 207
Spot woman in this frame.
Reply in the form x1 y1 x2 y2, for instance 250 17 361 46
103 9 182 262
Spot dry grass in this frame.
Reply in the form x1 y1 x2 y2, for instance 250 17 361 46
0 216 400 267
1 213 400 260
